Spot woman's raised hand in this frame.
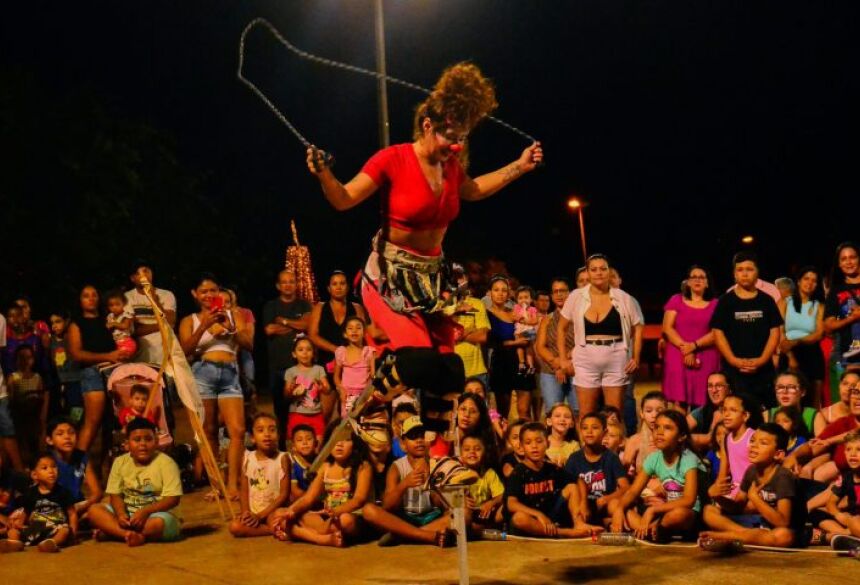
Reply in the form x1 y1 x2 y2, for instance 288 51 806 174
306 145 333 175
517 141 543 172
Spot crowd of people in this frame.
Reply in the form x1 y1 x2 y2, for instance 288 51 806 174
0 241 859 554
1 60 859 561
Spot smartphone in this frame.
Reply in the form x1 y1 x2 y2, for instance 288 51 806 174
210 295 225 312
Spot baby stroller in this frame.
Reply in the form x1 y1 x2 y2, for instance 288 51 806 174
106 363 173 447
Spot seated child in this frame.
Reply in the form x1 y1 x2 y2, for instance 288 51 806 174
717 394 757 499
391 402 418 460
621 391 666 471
1 452 77 553
602 420 626 455
0 449 29 542
463 377 505 440
361 416 456 547
275 423 372 546
118 384 159 431
88 418 182 546
772 406 809 455
546 403 580 466
289 424 317 501
566 412 629 529
505 422 596 538
816 430 860 540
46 417 102 517
702 423 801 547
105 290 137 357
612 411 705 541
8 345 46 462
501 419 527 478
229 412 290 538
460 435 504 531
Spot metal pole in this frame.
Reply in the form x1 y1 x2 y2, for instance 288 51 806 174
374 0 390 147
578 208 588 260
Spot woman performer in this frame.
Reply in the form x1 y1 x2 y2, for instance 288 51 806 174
305 63 542 408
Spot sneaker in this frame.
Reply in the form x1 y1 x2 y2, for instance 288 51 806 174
844 340 860 359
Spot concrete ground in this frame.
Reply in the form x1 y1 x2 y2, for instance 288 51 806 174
1 492 855 585
4 376 857 583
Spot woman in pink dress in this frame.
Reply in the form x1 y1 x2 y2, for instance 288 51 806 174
662 266 721 408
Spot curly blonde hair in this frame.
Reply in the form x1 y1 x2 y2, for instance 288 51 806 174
412 62 498 140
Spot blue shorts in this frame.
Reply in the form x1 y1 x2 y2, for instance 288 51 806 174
0 397 15 437
192 360 242 400
104 504 182 542
80 366 106 394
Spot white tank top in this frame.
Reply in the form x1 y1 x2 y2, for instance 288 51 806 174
243 450 286 515
192 312 238 356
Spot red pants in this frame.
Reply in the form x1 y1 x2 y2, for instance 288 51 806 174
361 282 458 353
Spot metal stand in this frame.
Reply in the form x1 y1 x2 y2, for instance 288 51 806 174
441 486 470 585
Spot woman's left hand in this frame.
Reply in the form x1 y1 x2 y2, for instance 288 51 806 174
624 358 640 374
517 142 543 172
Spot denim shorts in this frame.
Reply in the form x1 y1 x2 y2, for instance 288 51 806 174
80 366 106 394
104 504 182 541
0 397 15 437
192 360 242 400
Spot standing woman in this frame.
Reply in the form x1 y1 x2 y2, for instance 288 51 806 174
486 276 533 421
779 266 825 408
308 270 368 420
824 242 860 375
66 285 131 452
535 277 577 417
179 274 253 501
305 63 542 406
557 254 644 416
661 266 720 410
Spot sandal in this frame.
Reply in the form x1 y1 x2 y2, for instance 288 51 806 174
435 528 458 548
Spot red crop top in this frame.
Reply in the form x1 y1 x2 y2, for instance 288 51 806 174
361 144 464 233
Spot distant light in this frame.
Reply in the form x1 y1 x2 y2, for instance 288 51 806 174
741 235 754 244
567 197 582 210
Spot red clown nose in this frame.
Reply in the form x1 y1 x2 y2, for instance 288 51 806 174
448 144 463 153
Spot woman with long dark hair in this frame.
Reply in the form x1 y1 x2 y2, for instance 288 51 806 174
778 266 825 407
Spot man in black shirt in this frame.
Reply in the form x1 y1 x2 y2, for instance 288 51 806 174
711 253 782 407
262 270 310 448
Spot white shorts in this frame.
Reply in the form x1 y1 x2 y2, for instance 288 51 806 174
572 343 630 388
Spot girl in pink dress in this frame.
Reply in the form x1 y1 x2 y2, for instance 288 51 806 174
662 266 721 408
334 317 376 417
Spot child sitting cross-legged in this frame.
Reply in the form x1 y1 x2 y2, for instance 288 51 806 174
505 422 598 538
612 410 705 541
701 423 801 547
566 412 629 529
288 424 317 501
815 431 860 540
46 417 102 519
0 452 77 553
361 416 457 547
87 418 182 546
460 435 504 532
274 422 372 546
229 412 290 538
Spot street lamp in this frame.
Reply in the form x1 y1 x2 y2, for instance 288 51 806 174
567 196 588 262
374 0 390 147
741 235 754 245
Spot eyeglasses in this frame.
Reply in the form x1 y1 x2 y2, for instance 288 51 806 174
551 288 569 295
850 388 860 397
707 383 728 390
775 384 800 393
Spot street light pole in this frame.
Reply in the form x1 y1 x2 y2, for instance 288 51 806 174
374 0 390 147
567 197 588 262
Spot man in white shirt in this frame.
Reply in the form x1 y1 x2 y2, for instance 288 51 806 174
124 260 177 364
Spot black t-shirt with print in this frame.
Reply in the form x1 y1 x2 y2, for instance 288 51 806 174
740 465 804 529
825 282 860 361
506 461 572 516
565 449 626 501
21 484 74 526
710 291 782 358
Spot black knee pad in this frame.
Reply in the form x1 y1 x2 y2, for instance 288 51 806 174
392 348 465 397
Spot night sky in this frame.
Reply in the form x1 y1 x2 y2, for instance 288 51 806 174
2 1 854 318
